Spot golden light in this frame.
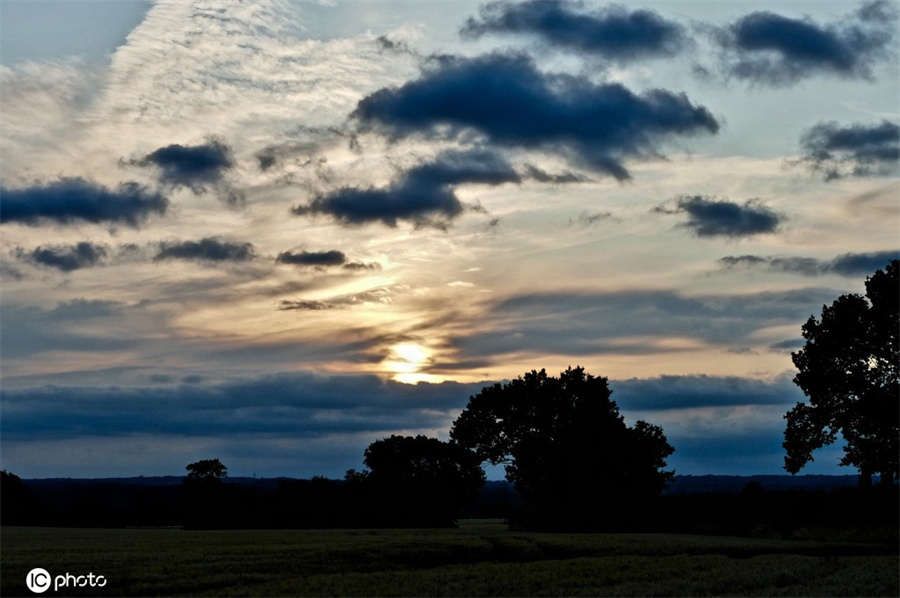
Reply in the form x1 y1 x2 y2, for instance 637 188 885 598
384 342 441 384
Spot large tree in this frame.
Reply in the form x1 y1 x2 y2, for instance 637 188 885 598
784 260 899 486
351 435 485 526
450 367 674 528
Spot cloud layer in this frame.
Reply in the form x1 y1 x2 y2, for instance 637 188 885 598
719 250 900 276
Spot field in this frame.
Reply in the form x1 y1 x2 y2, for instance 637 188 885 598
2 521 897 596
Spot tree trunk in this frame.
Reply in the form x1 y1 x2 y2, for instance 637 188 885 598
878 471 895 487
858 468 873 488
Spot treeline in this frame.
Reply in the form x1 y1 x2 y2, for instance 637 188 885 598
3 470 897 540
0 470 515 528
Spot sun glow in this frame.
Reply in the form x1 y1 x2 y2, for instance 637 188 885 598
384 343 441 384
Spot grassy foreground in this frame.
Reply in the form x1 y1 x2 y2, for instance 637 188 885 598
2 521 897 596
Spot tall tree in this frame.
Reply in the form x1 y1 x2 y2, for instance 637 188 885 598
450 367 674 528
784 260 899 486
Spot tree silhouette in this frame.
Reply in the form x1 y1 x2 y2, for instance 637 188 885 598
784 260 899 486
450 367 674 528
186 458 227 480
1 470 34 525
357 435 485 526
183 458 229 528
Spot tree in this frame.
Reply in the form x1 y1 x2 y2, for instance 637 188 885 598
784 260 899 486
183 459 229 529
185 458 227 480
356 435 485 526
450 367 674 528
1 470 33 525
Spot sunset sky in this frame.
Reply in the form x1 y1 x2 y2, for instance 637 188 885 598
1 0 898 478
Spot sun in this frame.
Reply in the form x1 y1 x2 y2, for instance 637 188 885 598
384 343 440 384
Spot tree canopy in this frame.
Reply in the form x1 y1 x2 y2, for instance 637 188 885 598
349 435 485 526
185 458 227 480
784 260 899 486
450 367 674 527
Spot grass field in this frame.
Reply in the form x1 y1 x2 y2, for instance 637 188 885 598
2 521 897 596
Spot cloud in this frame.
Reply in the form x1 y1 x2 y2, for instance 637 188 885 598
570 210 614 226
0 260 24 281
451 286 840 359
798 120 899 181
276 249 347 267
0 299 136 360
352 52 718 179
712 2 896 86
657 195 781 237
769 338 805 351
0 370 844 476
343 261 382 271
461 1 687 63
279 287 395 311
611 374 801 411
522 164 589 183
293 148 521 227
375 35 415 55
18 242 108 272
719 250 900 276
154 238 256 262
133 140 234 190
0 178 168 227
0 372 487 441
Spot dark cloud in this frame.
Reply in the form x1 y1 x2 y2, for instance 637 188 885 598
0 372 488 441
352 53 718 179
154 238 256 262
461 1 687 62
798 120 899 181
451 286 840 359
522 164 589 183
712 2 896 85
18 242 108 272
0 178 168 227
719 250 900 276
135 140 234 189
276 249 346 267
612 374 801 411
343 261 382 271
279 287 394 311
293 148 520 227
658 195 781 237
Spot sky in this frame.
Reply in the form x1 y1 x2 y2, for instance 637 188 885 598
0 0 897 478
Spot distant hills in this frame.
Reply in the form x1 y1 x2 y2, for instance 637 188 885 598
22 474 862 494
